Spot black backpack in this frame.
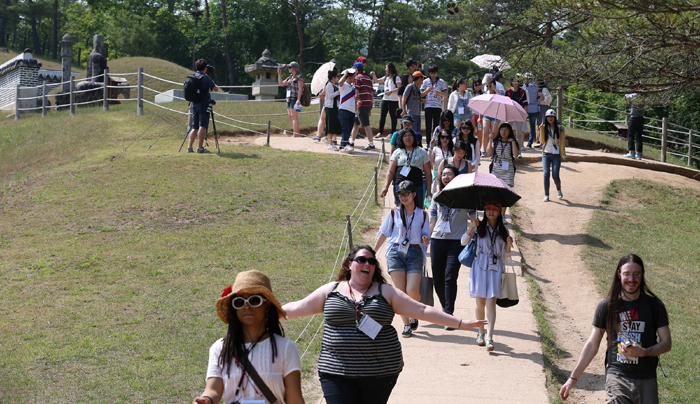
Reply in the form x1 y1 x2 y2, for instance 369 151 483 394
183 73 204 103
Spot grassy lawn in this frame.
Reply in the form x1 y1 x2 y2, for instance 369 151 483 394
581 178 700 404
0 103 384 402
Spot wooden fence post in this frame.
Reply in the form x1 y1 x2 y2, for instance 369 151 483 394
267 121 271 146
137 67 143 116
381 138 387 163
42 80 47 117
689 130 694 165
103 68 109 111
661 117 668 163
568 116 573 129
557 87 563 122
69 76 75 116
346 215 353 250
374 167 378 205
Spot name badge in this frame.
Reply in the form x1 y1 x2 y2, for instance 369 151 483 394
488 255 499 272
400 165 411 177
457 107 465 115
501 161 510 170
440 220 451 234
286 88 291 98
357 314 382 340
241 400 266 404
552 145 559 154
398 239 410 255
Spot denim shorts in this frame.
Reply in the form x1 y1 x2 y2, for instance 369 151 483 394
483 116 497 122
192 102 209 129
286 97 298 109
386 244 423 274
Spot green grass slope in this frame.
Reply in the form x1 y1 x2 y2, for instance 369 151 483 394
582 179 700 403
0 104 383 403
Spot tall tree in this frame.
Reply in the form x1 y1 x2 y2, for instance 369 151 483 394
52 0 57 58
279 0 333 71
220 0 235 85
25 0 42 55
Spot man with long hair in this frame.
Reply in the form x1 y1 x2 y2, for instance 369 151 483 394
560 254 672 403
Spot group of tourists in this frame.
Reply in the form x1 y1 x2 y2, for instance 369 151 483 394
192 255 671 404
189 58 672 404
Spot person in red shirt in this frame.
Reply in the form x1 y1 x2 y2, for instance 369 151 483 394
348 61 377 151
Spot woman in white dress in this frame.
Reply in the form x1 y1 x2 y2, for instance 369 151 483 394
461 200 513 352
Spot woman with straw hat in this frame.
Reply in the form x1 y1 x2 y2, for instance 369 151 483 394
193 270 304 404
282 245 487 404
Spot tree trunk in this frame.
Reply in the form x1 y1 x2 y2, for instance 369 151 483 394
27 0 41 55
204 0 210 20
294 0 305 72
0 0 9 47
368 0 390 60
52 0 57 58
221 0 235 85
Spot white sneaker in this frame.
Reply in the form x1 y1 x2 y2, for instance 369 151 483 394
322 137 328 144
343 144 354 153
486 338 494 351
329 145 339 151
623 151 636 158
557 190 563 199
543 195 549 202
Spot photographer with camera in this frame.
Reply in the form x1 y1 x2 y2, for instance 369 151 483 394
187 59 219 154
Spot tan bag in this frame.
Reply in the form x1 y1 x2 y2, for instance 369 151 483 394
497 263 519 308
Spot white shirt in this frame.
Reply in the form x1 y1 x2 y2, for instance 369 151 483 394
324 81 339 108
496 81 505 96
383 75 402 102
206 335 301 404
338 83 357 113
378 207 430 256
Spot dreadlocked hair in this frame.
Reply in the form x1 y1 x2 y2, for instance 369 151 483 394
219 300 285 376
604 254 658 348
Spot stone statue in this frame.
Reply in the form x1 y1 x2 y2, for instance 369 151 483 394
86 34 107 83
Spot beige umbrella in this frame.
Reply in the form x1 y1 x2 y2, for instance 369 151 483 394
470 54 511 70
311 61 337 95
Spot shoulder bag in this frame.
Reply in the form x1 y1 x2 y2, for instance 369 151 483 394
419 261 434 307
240 347 280 404
458 233 477 267
497 261 519 308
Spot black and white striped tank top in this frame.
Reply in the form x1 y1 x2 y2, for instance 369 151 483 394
318 282 404 377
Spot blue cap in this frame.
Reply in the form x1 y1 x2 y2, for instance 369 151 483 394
353 62 364 69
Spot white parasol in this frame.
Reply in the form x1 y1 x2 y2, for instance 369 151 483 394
311 61 337 95
470 54 511 70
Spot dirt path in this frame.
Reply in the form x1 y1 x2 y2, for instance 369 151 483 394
247 133 700 403
512 146 700 403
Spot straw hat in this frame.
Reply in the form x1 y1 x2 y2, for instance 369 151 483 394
216 270 287 324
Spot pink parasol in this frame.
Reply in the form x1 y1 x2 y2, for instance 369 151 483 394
468 93 528 122
433 172 521 209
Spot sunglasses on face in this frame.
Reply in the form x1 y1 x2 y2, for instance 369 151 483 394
398 192 413 198
353 256 378 265
231 295 267 309
461 126 470 131
440 135 450 139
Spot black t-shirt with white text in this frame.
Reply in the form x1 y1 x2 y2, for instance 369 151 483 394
592 294 669 379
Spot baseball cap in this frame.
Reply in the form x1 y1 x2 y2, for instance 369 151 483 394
397 180 416 193
401 115 414 123
484 200 502 210
412 71 425 79
545 109 556 117
352 62 364 70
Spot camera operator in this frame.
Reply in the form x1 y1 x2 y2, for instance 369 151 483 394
188 59 219 154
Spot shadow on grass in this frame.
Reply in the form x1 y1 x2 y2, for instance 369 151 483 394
216 152 261 160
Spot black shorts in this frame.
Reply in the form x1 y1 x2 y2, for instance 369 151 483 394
354 105 372 127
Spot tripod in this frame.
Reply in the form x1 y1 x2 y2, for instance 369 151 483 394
179 100 220 153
